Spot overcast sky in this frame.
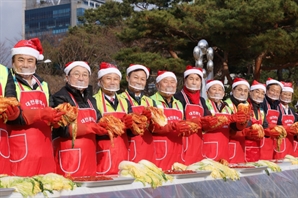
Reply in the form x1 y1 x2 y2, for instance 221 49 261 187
0 0 23 49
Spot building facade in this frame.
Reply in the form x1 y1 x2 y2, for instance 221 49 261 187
25 0 104 39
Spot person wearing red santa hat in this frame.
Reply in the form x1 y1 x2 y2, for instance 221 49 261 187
243 80 269 162
93 62 134 175
274 82 298 159
6 38 64 176
119 64 157 163
260 78 285 160
225 77 251 163
174 65 212 165
52 61 108 177
150 70 192 170
203 79 248 161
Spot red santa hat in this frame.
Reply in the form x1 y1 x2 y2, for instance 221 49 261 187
266 78 283 88
206 79 224 90
64 61 91 75
156 70 177 83
232 77 250 89
183 65 203 79
281 81 293 93
250 80 266 92
11 38 44 60
97 62 122 79
126 64 150 79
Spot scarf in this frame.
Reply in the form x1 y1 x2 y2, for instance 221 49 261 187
183 86 200 105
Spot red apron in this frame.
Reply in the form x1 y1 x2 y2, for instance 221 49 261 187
244 112 262 162
9 78 56 176
180 90 204 165
53 95 97 177
96 95 129 175
203 102 230 161
229 135 245 163
125 93 155 163
0 84 11 175
0 121 11 175
153 103 183 171
260 104 279 160
228 103 245 164
273 105 295 159
293 140 298 157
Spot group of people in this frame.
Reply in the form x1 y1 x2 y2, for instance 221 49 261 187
1 37 298 178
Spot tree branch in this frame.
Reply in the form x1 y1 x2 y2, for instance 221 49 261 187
262 62 298 71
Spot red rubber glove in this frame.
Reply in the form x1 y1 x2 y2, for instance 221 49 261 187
69 122 108 137
122 114 133 129
201 116 218 131
141 109 152 122
5 105 20 121
201 115 229 132
229 111 249 123
173 121 192 137
151 122 174 134
284 126 297 136
188 117 201 126
185 118 202 134
243 127 261 139
22 107 65 125
264 126 280 138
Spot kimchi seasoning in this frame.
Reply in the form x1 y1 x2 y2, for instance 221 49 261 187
70 175 113 181
164 170 196 174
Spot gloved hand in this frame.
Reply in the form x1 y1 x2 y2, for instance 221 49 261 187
284 126 297 136
94 124 108 136
201 115 229 132
201 116 218 131
141 109 152 122
22 107 65 125
243 127 261 139
188 117 201 126
122 114 133 129
264 126 280 139
173 121 192 137
69 122 108 137
151 122 174 134
229 111 249 124
5 105 20 121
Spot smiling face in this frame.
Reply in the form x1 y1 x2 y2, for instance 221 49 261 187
126 69 147 93
98 73 121 96
184 74 202 92
207 84 225 102
280 91 292 104
12 54 37 78
266 84 282 101
232 84 249 101
250 89 265 104
66 66 90 91
156 77 177 97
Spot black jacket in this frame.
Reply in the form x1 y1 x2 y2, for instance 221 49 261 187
261 95 280 113
3 68 16 97
174 91 211 116
277 104 298 125
247 97 269 129
52 83 102 139
261 95 282 125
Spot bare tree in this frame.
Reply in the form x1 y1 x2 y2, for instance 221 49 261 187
0 41 11 67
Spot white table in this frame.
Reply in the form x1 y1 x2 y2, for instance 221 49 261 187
3 163 298 198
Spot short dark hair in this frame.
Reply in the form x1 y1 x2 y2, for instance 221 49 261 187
266 83 281 90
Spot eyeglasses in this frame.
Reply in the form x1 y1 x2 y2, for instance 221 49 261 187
71 72 89 79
